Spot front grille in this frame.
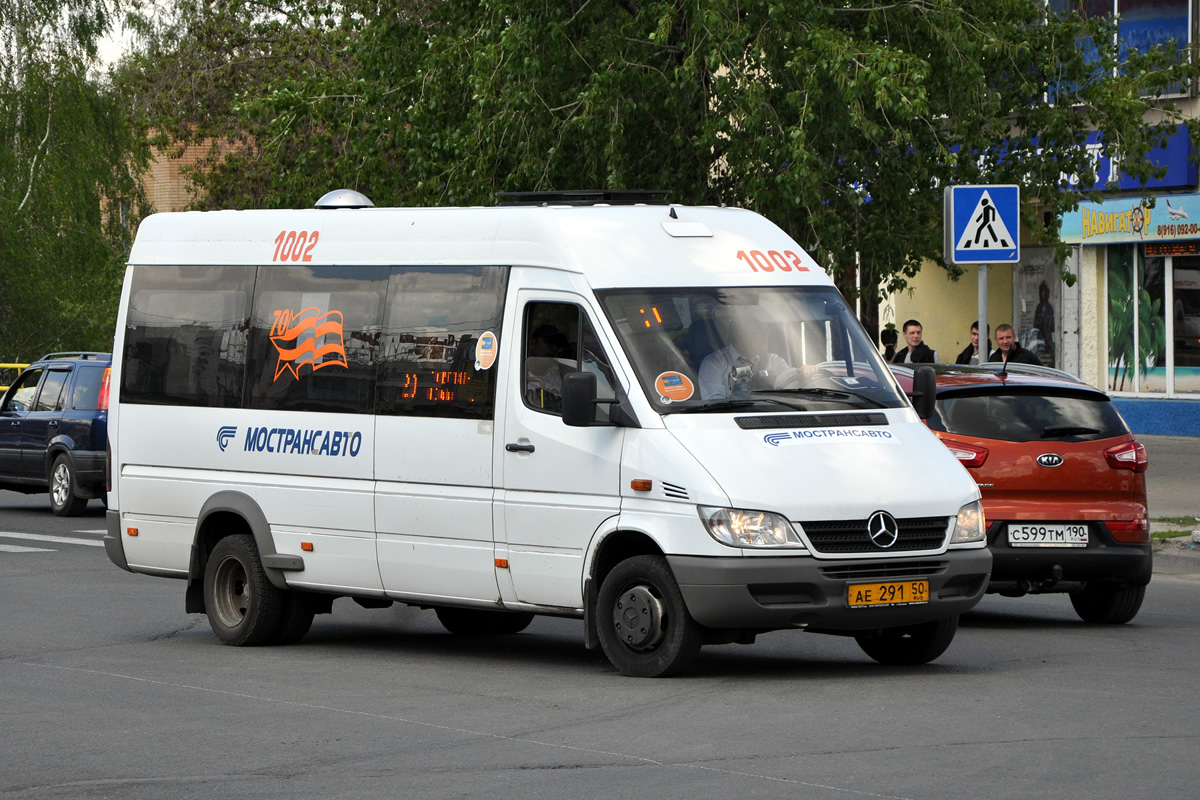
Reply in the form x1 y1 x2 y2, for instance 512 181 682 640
801 516 950 554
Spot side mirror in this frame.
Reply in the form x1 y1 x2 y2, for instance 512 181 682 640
562 371 598 427
910 365 937 420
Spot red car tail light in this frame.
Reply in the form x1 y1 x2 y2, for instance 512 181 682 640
1104 440 1147 473
98 367 112 411
1106 518 1149 544
941 438 989 468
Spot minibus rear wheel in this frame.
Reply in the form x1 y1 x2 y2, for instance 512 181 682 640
271 592 317 644
596 555 703 678
203 534 284 646
854 616 958 666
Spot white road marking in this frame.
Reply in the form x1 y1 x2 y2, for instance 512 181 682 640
0 543 55 553
0 531 105 547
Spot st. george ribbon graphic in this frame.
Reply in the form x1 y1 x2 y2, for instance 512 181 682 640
270 306 349 381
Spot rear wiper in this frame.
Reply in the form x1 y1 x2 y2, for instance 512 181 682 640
759 387 890 409
1041 425 1101 438
673 398 806 414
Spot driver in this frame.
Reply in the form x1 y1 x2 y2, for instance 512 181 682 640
697 311 804 400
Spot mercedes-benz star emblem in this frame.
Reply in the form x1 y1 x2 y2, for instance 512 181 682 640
867 511 900 549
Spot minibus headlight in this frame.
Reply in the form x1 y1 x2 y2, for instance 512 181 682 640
698 506 805 549
950 500 986 545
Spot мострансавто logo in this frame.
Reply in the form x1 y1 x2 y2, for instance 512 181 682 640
761 428 897 447
217 425 363 457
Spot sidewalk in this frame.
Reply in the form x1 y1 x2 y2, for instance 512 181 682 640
1141 434 1200 576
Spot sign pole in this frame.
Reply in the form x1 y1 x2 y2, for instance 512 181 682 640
977 264 989 363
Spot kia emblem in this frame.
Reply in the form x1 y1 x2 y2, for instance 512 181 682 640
1037 453 1064 468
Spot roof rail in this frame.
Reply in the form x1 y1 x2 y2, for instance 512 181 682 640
496 189 671 207
39 352 111 361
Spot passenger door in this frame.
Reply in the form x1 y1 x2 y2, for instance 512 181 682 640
497 294 625 609
19 367 72 479
0 368 44 479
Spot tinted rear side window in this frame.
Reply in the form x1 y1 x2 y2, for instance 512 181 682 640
245 265 387 414
930 387 1130 442
122 265 253 407
71 366 108 410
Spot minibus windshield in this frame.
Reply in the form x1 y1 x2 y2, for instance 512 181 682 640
598 286 908 413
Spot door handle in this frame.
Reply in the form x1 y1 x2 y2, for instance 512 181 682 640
505 442 536 453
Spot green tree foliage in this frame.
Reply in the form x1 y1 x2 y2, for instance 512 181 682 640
0 0 149 361
123 0 1199 301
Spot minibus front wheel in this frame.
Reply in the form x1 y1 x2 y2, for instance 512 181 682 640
203 533 284 646
854 616 958 666
596 555 703 678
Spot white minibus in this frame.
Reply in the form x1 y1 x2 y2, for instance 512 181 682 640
104 190 990 676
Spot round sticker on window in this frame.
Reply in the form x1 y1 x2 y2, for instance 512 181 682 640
655 371 694 403
475 331 498 370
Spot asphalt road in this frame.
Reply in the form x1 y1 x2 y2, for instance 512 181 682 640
2 490 1199 800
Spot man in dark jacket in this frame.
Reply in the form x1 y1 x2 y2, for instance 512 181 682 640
988 323 1041 366
955 321 990 365
891 319 938 364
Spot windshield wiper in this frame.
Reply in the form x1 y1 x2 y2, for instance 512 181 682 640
758 387 891 408
1041 425 1101 438
672 398 807 414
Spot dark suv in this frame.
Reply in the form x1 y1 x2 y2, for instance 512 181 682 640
0 353 111 515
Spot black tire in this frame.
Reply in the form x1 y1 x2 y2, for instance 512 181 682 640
435 607 535 635
49 454 87 517
596 555 703 678
1070 584 1146 624
203 534 284 646
855 616 959 666
271 591 317 645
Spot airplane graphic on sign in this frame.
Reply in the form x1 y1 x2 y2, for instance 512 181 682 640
944 185 1020 264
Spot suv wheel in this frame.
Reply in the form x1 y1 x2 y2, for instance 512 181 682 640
1069 584 1145 624
49 454 88 517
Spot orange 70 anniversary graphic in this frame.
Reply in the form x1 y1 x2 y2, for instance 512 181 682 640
270 307 349 381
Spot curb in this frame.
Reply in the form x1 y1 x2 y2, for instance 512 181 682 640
1153 539 1200 576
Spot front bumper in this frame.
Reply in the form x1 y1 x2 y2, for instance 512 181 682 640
667 549 991 632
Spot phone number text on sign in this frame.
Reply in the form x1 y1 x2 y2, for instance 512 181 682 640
737 249 810 273
273 230 321 262
1157 223 1200 238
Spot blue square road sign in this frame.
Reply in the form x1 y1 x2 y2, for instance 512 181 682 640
944 185 1020 264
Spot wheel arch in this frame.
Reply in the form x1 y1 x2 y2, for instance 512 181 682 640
185 491 287 613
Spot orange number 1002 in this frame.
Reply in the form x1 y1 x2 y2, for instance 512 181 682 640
273 230 320 262
736 249 810 273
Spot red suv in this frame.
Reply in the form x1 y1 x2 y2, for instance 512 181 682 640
892 363 1150 624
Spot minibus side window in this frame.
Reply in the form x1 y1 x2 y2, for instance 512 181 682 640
121 265 253 407
245 265 387 415
523 302 616 420
376 266 508 420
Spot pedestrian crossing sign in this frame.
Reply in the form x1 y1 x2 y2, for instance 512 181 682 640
944 185 1020 264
